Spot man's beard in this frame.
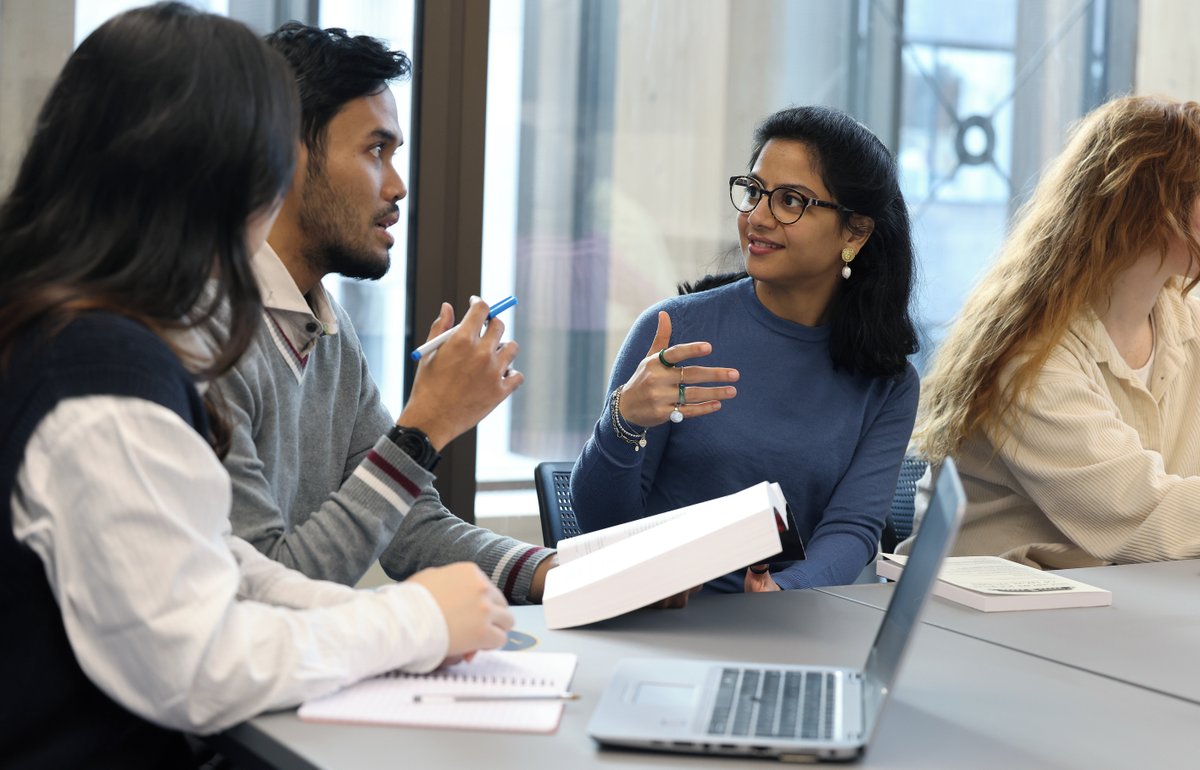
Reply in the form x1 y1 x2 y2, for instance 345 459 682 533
298 167 393 281
318 239 391 281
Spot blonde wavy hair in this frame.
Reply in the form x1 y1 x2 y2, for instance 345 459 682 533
915 95 1200 462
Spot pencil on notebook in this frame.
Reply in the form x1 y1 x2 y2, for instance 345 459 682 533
412 692 579 704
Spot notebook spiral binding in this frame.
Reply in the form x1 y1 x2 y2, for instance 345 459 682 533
382 669 555 687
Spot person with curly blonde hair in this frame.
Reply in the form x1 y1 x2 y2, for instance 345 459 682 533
914 95 1200 570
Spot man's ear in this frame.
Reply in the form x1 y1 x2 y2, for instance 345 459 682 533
272 140 309 236
290 141 309 194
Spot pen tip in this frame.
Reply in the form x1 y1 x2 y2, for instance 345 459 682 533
410 351 422 362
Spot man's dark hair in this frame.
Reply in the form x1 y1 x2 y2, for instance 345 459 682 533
266 22 411 155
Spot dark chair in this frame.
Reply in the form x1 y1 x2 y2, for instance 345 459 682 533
534 461 582 548
537 456 929 553
881 456 930 553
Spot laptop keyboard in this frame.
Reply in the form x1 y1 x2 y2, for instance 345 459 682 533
706 668 837 740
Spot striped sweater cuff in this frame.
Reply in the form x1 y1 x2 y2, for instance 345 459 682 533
343 434 434 518
353 433 556 603
484 544 555 604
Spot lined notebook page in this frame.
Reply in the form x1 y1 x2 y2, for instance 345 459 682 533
298 651 578 733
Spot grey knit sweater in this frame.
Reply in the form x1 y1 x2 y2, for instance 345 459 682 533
217 246 553 599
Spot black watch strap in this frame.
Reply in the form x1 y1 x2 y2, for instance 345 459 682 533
386 425 442 471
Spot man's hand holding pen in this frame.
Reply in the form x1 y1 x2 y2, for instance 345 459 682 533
398 296 523 451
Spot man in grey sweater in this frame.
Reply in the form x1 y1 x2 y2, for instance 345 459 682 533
217 22 556 602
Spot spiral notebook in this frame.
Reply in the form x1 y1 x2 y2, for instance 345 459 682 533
298 651 578 733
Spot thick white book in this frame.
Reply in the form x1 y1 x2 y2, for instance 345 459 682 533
298 650 578 733
876 554 1112 612
542 481 800 629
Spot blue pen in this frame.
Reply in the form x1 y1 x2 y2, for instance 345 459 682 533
410 295 518 362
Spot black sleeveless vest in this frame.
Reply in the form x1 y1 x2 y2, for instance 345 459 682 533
0 313 207 768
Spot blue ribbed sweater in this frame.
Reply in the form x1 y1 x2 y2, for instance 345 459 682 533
571 278 918 591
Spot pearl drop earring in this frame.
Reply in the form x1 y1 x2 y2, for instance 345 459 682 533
841 247 856 279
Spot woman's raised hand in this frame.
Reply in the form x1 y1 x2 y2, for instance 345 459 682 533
615 311 739 428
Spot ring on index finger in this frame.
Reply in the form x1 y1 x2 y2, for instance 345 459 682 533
658 349 676 368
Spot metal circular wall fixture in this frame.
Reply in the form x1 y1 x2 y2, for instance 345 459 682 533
954 114 995 167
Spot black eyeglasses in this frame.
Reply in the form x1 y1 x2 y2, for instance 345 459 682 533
729 175 854 225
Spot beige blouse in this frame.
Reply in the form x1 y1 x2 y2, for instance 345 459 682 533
949 286 1200 569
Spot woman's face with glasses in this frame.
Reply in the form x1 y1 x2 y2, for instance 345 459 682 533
736 139 863 311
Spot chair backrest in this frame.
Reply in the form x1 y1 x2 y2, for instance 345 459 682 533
534 461 582 548
882 455 929 552
535 457 928 552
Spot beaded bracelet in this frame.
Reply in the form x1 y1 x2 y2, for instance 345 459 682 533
610 387 647 451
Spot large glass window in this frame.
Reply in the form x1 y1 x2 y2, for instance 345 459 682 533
76 0 416 419
473 0 1136 520
67 0 1137 526
316 2 416 417
895 0 1132 365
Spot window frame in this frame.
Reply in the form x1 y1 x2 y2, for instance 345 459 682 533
406 0 490 523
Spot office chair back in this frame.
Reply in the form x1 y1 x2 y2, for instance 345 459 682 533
537 457 928 553
534 461 582 548
881 455 929 552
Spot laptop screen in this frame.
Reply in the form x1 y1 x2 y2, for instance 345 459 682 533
860 457 965 737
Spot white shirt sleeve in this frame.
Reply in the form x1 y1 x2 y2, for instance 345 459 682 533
226 534 361 609
11 396 449 734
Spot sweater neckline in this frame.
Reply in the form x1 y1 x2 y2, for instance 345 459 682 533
736 277 831 342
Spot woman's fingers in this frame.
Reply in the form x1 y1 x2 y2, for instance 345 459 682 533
644 311 673 357
677 385 737 404
621 332 739 427
656 340 712 365
678 364 739 384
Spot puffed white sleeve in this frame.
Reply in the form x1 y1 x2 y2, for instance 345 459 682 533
11 396 449 734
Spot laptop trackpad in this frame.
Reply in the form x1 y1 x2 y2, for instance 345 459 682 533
632 682 696 709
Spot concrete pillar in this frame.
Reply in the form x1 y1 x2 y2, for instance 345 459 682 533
1136 0 1200 99
0 0 74 192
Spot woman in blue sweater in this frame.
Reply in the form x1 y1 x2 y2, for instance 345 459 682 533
571 106 919 592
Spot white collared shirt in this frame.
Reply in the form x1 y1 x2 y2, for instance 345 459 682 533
11 394 449 734
251 243 338 363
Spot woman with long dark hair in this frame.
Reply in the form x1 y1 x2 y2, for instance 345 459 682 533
571 106 919 592
0 5 510 766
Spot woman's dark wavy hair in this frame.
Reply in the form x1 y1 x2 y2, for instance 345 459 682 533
685 106 918 379
0 2 299 453
265 21 411 158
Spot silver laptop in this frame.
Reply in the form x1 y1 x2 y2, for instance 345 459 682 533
588 457 965 762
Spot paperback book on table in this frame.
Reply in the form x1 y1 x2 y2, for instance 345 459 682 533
541 481 805 630
876 553 1112 612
